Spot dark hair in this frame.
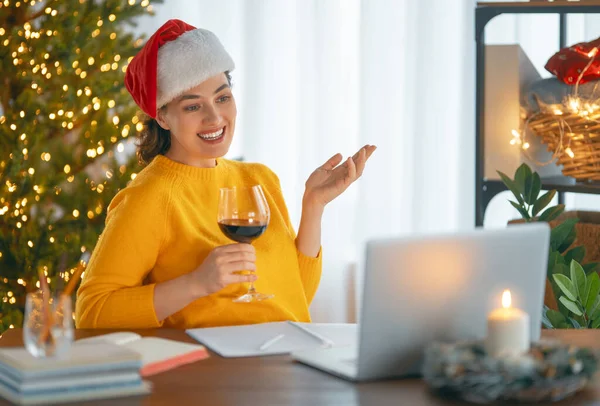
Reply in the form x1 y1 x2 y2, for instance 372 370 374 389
136 71 233 166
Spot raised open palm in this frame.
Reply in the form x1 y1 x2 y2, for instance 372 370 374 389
304 144 376 208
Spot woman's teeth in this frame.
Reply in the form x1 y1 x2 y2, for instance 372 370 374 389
198 128 224 140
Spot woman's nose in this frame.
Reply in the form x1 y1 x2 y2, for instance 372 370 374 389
202 105 220 125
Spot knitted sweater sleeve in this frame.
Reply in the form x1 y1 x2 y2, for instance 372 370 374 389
75 181 169 329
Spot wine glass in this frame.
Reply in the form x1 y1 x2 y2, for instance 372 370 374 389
218 185 274 303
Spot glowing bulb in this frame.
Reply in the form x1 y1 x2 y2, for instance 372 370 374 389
523 142 530 150
566 147 575 158
73 209 80 218
553 109 563 115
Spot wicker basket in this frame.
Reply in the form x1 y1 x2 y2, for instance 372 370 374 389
527 111 600 181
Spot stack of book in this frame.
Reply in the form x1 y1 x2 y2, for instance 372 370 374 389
0 342 150 405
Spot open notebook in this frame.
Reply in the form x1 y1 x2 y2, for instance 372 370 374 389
187 322 357 357
76 333 209 376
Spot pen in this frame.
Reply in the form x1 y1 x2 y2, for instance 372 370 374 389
259 334 285 351
287 321 335 348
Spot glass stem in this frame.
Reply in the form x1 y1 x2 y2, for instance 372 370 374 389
248 274 257 294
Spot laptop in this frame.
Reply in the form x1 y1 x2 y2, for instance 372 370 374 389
292 223 550 381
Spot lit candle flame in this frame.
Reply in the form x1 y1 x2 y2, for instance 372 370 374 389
502 289 512 309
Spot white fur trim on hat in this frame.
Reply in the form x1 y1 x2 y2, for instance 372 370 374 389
156 28 235 108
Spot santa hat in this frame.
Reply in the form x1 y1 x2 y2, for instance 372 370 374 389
125 19 235 118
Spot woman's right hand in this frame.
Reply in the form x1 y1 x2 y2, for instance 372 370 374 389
189 243 257 297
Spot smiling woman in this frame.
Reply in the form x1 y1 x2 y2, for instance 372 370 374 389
74 19 375 330
136 72 234 166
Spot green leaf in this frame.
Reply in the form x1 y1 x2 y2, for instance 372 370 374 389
565 246 586 265
553 274 577 301
532 190 556 217
569 317 582 328
497 170 525 206
510 200 531 220
514 164 532 196
539 204 565 222
547 250 565 278
584 263 600 275
559 296 583 316
553 262 569 277
570 260 587 301
585 272 600 313
541 308 554 328
559 225 578 254
525 173 541 205
592 305 600 321
592 318 600 329
545 308 567 328
550 218 578 252
524 173 534 206
588 293 600 317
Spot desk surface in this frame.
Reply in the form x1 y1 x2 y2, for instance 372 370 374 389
1 329 599 405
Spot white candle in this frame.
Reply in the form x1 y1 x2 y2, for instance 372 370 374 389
485 290 530 357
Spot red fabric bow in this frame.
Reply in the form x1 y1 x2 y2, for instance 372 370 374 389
546 37 600 86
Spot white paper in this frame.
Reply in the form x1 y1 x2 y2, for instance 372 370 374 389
186 322 357 357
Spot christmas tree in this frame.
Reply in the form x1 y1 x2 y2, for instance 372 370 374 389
0 0 161 333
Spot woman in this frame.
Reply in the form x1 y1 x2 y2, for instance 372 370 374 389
75 19 375 329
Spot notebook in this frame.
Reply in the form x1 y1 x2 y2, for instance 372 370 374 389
186 322 357 357
76 333 209 376
0 343 141 381
0 343 151 405
0 377 150 406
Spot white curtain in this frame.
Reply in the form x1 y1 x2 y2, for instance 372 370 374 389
136 0 476 322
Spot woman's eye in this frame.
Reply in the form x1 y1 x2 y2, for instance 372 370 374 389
217 95 231 103
184 105 199 112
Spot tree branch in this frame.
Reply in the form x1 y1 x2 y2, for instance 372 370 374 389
24 2 51 22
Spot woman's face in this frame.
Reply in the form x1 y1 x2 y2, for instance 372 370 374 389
157 73 236 167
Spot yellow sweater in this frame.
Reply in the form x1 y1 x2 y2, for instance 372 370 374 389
75 155 322 329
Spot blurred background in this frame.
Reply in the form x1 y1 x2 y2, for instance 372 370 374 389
4 0 600 329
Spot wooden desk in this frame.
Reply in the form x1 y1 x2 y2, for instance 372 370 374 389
1 329 599 405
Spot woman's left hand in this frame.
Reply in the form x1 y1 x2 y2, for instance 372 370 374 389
303 144 377 209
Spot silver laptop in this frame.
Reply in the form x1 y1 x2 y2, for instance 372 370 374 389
292 223 550 381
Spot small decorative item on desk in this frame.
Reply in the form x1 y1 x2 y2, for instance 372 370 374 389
422 289 600 403
23 253 89 358
485 290 530 358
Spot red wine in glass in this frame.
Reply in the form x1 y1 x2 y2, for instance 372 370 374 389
218 219 267 244
218 185 273 302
